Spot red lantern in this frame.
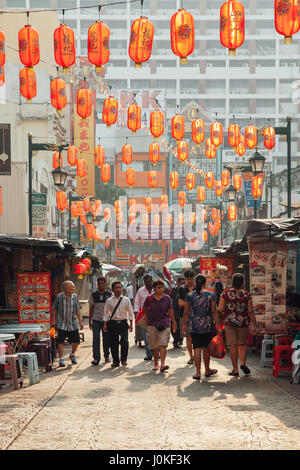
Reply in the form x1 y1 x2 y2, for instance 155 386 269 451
142 214 149 226
235 134 246 156
129 214 136 225
105 237 110 249
81 258 91 270
77 159 88 178
94 145 105 167
160 194 168 209
264 126 275 150
104 208 111 221
54 24 75 72
228 204 237 221
129 198 137 213
186 173 195 191
144 197 152 212
245 125 257 149
50 77 67 114
122 144 133 165
178 213 185 225
127 104 141 133
83 197 90 213
0 31 5 67
192 118 205 145
126 168 136 187
228 123 240 147
0 65 4 86
202 230 208 243
233 174 242 191
215 180 223 197
172 114 185 141
170 171 179 190
197 186 206 202
205 172 215 189
52 152 62 170
205 138 217 159
148 171 158 189
201 209 207 222
56 191 67 212
88 21 110 71
178 191 186 207
221 170 230 188
18 25 40 67
101 164 111 184
73 263 87 279
153 214 160 226
20 66 36 102
77 88 92 119
210 121 223 147
102 96 118 127
251 175 263 199
150 110 164 139
220 0 245 55
166 214 173 226
129 16 154 67
149 143 160 165
114 200 121 215
170 9 195 64
190 212 196 224
177 140 188 162
275 0 300 43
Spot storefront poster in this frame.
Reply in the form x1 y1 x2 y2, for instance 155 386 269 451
17 273 51 329
32 193 47 238
199 257 235 292
248 240 287 335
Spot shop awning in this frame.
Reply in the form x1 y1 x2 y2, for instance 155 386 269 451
0 234 76 254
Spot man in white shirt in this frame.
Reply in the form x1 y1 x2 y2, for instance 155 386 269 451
134 274 154 361
104 281 133 368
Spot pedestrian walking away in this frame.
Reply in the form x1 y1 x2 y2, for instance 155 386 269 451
178 270 196 365
143 279 177 373
219 273 257 377
182 274 222 380
89 276 112 366
171 277 185 348
51 281 83 367
134 274 154 360
103 281 134 368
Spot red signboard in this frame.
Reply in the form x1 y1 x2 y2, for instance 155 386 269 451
17 272 51 328
199 257 235 292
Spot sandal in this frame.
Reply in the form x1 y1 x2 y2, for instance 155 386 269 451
205 369 217 377
229 371 239 376
240 365 251 375
160 365 169 372
193 375 201 380
187 358 194 365
152 364 159 371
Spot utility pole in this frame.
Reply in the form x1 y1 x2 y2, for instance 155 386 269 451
274 116 292 217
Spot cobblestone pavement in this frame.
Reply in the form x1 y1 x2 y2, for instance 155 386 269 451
1 323 300 450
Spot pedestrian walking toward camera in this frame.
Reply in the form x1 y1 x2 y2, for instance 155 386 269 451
134 274 154 361
219 273 257 376
52 281 83 367
89 276 112 366
103 281 133 368
178 270 196 365
182 275 221 380
143 279 177 372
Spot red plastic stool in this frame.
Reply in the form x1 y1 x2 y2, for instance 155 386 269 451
273 345 293 377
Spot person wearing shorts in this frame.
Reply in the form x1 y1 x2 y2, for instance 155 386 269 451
143 279 176 373
219 273 257 376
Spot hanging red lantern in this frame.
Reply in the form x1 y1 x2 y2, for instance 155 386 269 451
205 172 215 189
197 186 206 202
52 152 62 170
191 118 205 146
114 200 121 214
178 191 186 208
251 175 263 199
208 222 216 236
101 164 111 184
166 214 173 226
170 8 195 64
245 125 257 149
264 126 275 150
122 144 133 165
77 87 92 120
126 168 136 188
0 31 5 67
186 173 195 191
0 65 4 86
201 209 207 222
18 24 40 67
105 237 110 249
73 263 87 279
144 197 152 212
20 66 36 103
83 197 90 213
50 77 67 114
102 96 118 127
67 146 78 166
56 191 67 212
220 0 245 55
228 123 240 147
160 194 168 209
95 199 102 215
129 16 154 67
149 142 160 165
148 171 158 189
170 171 179 190
54 24 75 72
202 230 208 243
153 214 160 226
235 134 246 156
178 213 185 225
94 145 105 167
142 214 149 226
104 208 111 221
221 170 230 188
81 258 91 271
150 110 164 139
116 211 124 224
129 214 136 225
275 0 300 44
71 203 80 219
233 174 242 191
127 103 141 133
172 114 185 141
215 180 223 197
177 140 188 161
77 159 88 178
228 204 237 221
205 138 217 159
129 198 137 213
210 121 223 147
88 21 110 71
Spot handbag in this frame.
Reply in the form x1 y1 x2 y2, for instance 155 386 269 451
155 324 167 332
135 295 152 329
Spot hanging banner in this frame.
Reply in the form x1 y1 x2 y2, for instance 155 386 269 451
199 257 235 292
248 240 287 335
0 123 11 175
74 104 95 197
32 193 47 238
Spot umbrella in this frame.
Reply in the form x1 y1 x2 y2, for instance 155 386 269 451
101 263 122 275
164 258 194 272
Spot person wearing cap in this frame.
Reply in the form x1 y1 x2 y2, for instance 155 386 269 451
178 270 195 365
134 274 154 361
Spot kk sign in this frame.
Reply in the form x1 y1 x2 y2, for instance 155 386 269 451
116 90 166 128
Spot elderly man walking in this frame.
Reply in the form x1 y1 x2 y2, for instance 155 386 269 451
52 281 83 367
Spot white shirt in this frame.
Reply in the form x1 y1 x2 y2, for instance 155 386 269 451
126 285 133 299
103 295 134 322
134 286 154 313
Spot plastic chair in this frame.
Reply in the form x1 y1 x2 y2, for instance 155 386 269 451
18 352 40 385
27 341 52 372
0 354 23 390
273 345 293 377
260 339 277 367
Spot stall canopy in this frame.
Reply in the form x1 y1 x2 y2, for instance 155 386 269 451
0 234 75 255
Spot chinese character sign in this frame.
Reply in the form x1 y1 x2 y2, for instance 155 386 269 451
74 104 95 197
17 272 51 329
199 257 235 292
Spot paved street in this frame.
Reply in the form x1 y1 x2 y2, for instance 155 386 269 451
1 323 300 451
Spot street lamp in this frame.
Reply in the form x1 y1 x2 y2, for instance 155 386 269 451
249 150 266 174
51 166 68 189
225 184 237 202
86 211 94 225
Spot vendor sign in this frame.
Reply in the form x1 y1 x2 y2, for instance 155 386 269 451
199 257 235 292
248 240 287 335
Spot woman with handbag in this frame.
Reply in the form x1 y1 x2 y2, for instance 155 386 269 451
143 279 177 372
182 274 222 381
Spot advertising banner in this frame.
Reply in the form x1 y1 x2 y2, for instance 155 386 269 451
32 193 47 238
243 172 263 208
248 240 287 335
199 257 235 292
74 104 95 197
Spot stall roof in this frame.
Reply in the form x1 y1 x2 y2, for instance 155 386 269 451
0 234 76 254
244 218 300 238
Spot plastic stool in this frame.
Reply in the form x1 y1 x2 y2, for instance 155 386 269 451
18 352 40 385
27 341 52 372
273 345 293 377
0 354 23 389
260 339 276 367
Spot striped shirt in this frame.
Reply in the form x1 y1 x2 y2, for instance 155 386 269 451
53 292 82 331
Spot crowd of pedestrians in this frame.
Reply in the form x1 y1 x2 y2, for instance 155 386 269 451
51 270 257 379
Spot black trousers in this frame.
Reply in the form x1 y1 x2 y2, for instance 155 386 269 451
171 317 182 345
107 320 129 365
92 320 110 361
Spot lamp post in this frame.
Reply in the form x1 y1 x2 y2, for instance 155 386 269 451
249 150 266 219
